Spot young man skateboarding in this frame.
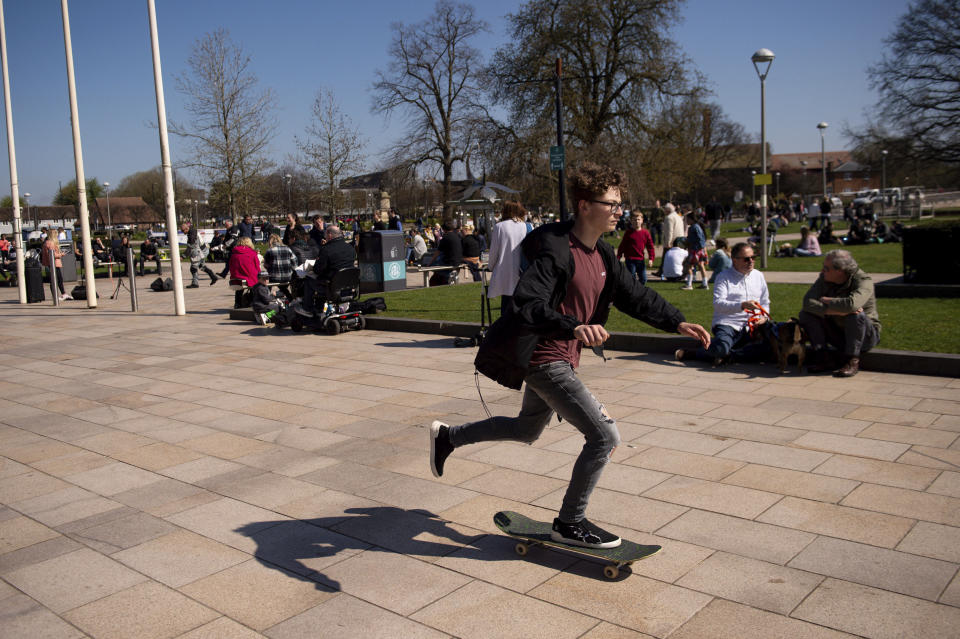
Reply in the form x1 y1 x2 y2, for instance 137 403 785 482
429 162 711 548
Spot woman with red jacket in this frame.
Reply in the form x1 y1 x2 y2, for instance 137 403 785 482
228 237 263 287
616 210 655 285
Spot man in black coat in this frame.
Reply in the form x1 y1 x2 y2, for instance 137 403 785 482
294 225 356 317
428 162 710 550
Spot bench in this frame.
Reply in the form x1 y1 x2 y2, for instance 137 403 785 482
415 264 458 287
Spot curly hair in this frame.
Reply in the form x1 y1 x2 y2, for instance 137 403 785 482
501 200 527 221
567 162 627 215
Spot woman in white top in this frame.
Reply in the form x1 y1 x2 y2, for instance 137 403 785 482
486 201 529 316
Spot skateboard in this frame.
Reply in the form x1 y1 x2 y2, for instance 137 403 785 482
493 511 661 579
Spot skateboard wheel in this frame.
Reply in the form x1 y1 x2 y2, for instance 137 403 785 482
603 566 619 579
514 542 529 556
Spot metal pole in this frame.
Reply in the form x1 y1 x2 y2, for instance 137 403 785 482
820 131 827 200
105 184 112 240
555 57 568 222
147 0 185 315
126 247 137 311
760 77 768 268
881 151 887 218
60 0 97 307
0 0 26 303
49 246 60 306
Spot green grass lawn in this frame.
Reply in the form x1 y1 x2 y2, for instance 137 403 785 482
374 281 960 354
764 242 903 273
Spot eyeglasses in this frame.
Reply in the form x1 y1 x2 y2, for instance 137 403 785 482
736 255 756 261
589 199 623 212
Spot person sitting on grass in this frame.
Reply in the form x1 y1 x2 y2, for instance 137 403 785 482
818 220 839 245
661 237 686 281
707 237 731 283
794 226 822 256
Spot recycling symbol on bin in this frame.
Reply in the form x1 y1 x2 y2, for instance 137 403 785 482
388 263 402 279
389 246 399 259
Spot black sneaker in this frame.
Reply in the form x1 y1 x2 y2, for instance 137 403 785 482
187 283 199 289
429 421 454 478
210 275 219 285
550 518 621 549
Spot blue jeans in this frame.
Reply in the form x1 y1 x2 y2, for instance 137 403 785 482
624 258 648 285
449 361 619 523
692 323 769 362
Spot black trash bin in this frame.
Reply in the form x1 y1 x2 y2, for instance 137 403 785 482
358 230 406 294
25 259 44 303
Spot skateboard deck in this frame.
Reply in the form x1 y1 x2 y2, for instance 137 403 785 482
493 511 661 579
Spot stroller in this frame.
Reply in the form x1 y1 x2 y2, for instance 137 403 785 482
289 267 365 335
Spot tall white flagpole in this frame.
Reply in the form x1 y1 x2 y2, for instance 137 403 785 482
147 0 184 315
60 0 96 306
0 0 26 303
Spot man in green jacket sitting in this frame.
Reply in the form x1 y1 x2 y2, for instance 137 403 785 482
800 249 880 377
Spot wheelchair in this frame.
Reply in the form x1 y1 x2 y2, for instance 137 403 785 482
290 266 365 335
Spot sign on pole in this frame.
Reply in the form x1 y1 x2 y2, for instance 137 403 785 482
549 145 565 171
753 173 772 186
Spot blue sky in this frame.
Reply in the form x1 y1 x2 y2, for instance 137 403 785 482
0 0 910 205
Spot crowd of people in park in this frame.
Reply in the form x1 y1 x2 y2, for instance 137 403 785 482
10 176 887 379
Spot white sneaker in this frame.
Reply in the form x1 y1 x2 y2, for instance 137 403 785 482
680 285 693 290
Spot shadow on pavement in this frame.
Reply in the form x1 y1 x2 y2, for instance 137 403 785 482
235 506 486 592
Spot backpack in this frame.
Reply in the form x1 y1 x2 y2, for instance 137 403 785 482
359 297 387 314
151 277 173 292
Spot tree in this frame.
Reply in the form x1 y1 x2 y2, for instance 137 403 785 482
1 196 25 208
54 178 105 207
172 29 276 222
865 0 960 163
489 0 700 152
372 1 489 216
296 88 366 217
111 167 198 212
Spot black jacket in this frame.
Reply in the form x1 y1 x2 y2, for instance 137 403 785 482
313 237 356 281
437 231 463 266
475 221 686 389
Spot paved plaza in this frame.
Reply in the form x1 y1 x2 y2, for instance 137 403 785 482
0 271 959 638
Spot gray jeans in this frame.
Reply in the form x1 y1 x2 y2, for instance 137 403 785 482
449 360 620 522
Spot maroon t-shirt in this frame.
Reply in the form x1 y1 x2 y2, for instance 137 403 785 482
528 234 607 369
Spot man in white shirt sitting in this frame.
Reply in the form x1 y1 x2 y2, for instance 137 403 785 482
661 238 686 281
675 242 771 365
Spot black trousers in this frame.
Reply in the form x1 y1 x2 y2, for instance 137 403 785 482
138 254 162 275
799 310 879 358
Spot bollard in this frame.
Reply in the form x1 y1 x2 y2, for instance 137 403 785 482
126 247 138 312
49 246 60 307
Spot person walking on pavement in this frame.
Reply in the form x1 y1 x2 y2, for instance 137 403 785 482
217 220 241 278
182 222 218 288
428 162 711 549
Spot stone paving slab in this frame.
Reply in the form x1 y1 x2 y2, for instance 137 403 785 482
0 276 958 637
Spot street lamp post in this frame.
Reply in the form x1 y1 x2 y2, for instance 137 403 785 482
817 122 828 200
751 170 757 203
103 181 112 240
23 192 30 231
881 149 888 218
283 174 292 215
775 172 780 200
752 48 775 268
